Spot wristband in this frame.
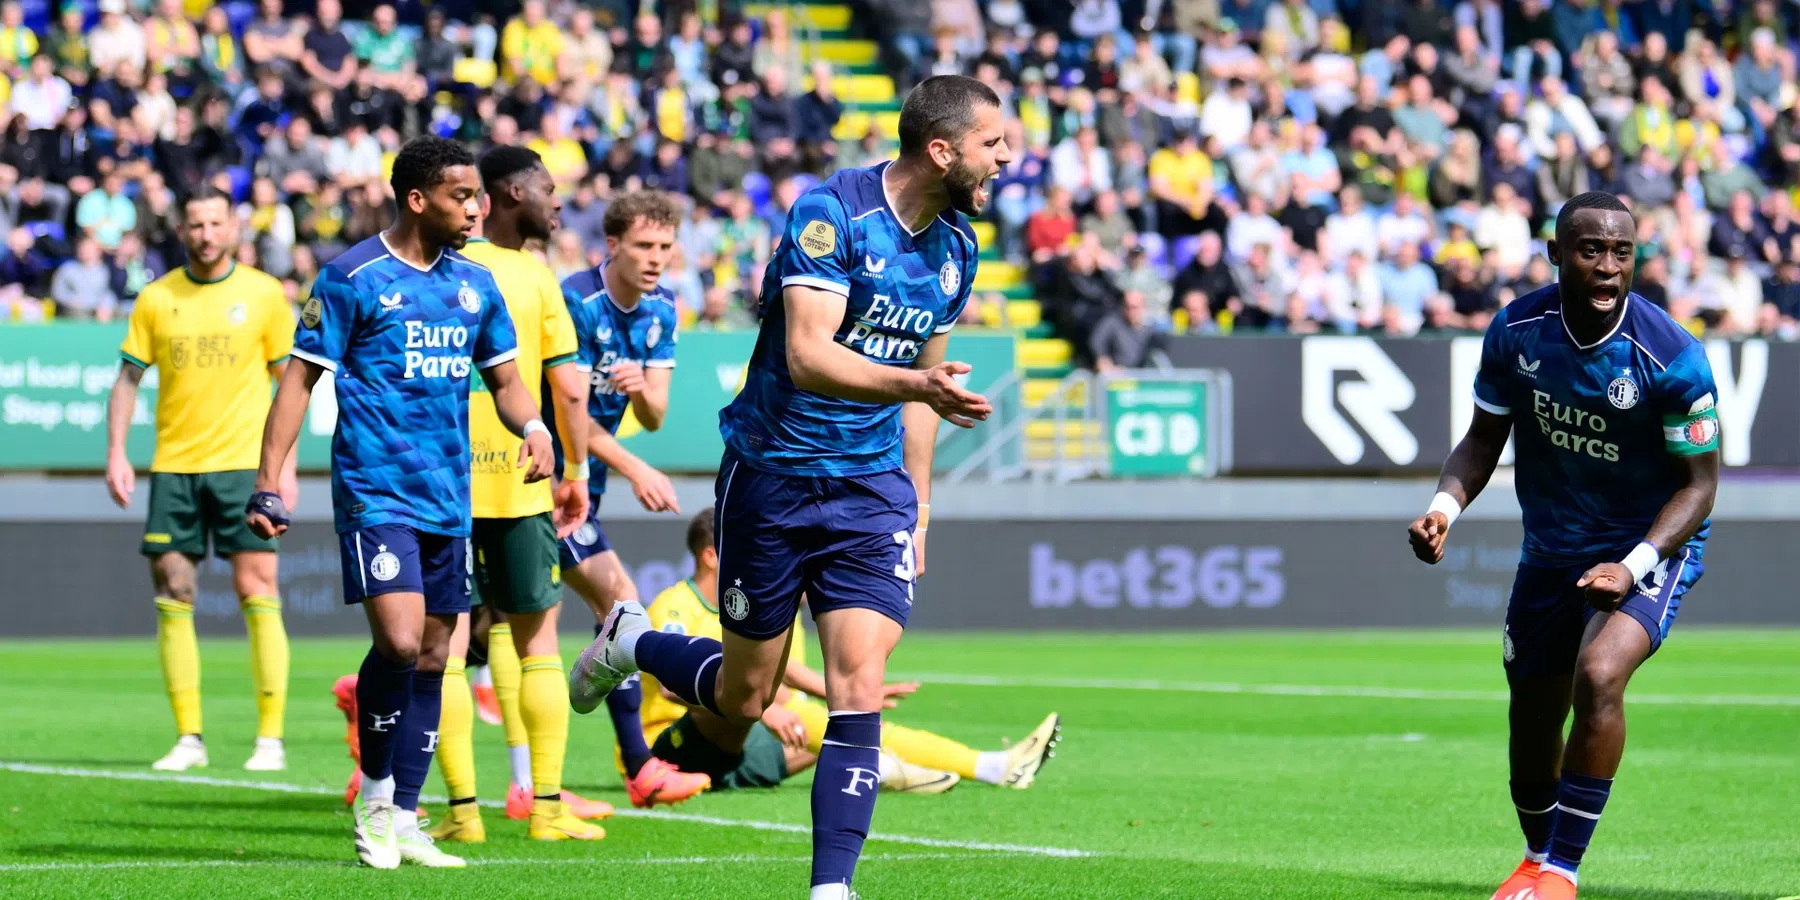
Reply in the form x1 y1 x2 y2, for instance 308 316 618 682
917 503 930 531
1620 542 1660 584
523 419 550 439
1426 492 1462 527
246 490 290 528
564 460 590 480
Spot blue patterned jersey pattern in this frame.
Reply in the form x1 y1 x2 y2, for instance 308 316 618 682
557 267 679 498
292 234 518 537
1473 286 1720 566
721 161 978 477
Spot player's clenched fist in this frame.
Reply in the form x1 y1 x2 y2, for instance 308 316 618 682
1576 562 1634 612
1407 511 1450 564
917 361 992 428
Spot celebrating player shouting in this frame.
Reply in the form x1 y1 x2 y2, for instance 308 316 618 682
573 74 1006 899
1408 192 1720 900
106 185 295 773
247 136 554 870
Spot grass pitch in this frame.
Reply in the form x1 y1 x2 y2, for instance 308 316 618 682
1 630 1796 899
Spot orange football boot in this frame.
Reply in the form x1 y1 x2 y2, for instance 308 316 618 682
1488 857 1542 900
473 682 502 726
332 674 362 805
1534 870 1578 900
561 789 616 819
627 758 713 808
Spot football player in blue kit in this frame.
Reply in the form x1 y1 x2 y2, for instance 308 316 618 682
246 136 556 870
556 190 714 808
571 75 1007 899
1408 193 1721 900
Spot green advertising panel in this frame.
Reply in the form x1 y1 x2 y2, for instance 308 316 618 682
0 325 1017 474
1105 375 1215 477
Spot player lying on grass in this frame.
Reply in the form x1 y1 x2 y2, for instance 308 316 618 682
248 136 555 870
618 509 1060 794
106 185 295 773
555 189 711 809
1408 191 1720 900
572 74 1006 900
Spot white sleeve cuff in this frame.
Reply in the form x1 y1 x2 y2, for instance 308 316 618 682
1472 392 1510 415
782 275 851 296
644 359 676 368
476 347 520 370
289 347 339 373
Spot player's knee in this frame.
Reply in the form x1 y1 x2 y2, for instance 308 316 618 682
1573 655 1631 709
232 567 277 600
372 633 422 667
719 687 776 726
152 566 196 604
823 664 888 712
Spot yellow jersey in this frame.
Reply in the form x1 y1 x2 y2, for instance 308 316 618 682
1148 146 1213 200
642 579 806 738
460 238 580 520
500 18 564 87
119 263 292 473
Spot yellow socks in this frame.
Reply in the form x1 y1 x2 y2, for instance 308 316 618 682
489 623 531 786
437 656 477 801
239 595 288 740
879 722 982 781
155 597 202 736
519 654 569 798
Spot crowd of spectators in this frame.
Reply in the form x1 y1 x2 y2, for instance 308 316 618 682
2 0 1798 365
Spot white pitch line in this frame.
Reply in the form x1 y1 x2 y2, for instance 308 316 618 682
0 762 1091 859
897 672 1800 708
0 853 961 873
0 853 967 873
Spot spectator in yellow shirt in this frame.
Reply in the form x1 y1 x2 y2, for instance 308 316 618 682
503 0 564 86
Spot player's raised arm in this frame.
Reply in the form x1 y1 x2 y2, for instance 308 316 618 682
785 285 991 425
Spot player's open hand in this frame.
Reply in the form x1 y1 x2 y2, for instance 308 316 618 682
762 702 809 751
1407 511 1450 564
919 361 992 428
553 478 589 539
1576 562 1634 612
517 431 555 483
629 463 682 514
880 681 920 709
105 452 135 509
608 360 647 396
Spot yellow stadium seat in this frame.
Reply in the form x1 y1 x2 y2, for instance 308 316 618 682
744 3 853 31
453 57 498 88
1175 71 1200 106
801 74 895 104
805 39 880 67
970 220 996 246
1004 300 1041 328
1018 338 1072 370
974 260 1024 291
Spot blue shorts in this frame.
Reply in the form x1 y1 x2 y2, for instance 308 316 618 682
339 524 472 616
558 502 613 569
1503 539 1704 678
713 450 918 641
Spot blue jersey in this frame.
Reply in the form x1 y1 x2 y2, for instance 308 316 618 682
721 162 978 477
559 267 679 497
292 235 517 537
1473 286 1720 565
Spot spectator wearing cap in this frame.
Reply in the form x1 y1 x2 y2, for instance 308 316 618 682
302 0 356 94
1201 19 1263 93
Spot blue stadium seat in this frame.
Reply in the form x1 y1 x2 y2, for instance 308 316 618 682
26 221 63 243
226 166 252 203
790 173 820 196
1137 231 1167 268
741 171 772 213
18 0 47 32
225 1 255 36
1171 235 1202 271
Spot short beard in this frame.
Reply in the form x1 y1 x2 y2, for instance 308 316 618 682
944 154 986 216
